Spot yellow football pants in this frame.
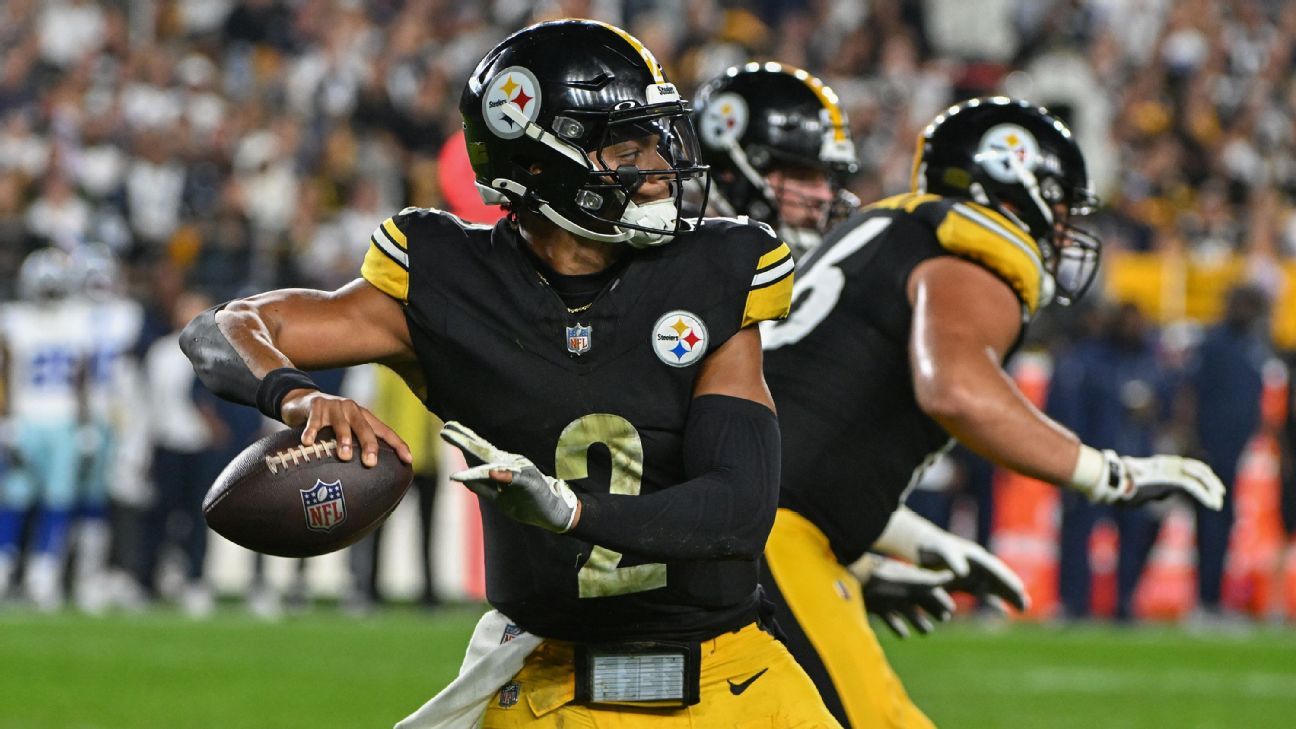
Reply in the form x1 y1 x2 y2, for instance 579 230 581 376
763 508 935 729
481 621 843 728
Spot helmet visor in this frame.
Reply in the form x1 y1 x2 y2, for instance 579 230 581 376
1050 212 1101 305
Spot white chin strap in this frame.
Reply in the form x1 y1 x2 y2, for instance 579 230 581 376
620 198 679 248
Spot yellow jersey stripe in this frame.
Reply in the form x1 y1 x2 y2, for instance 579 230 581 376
371 228 409 269
742 271 794 327
590 20 665 83
951 202 1043 270
361 242 410 303
935 210 1042 313
381 217 408 249
752 256 794 288
756 241 792 271
867 192 940 213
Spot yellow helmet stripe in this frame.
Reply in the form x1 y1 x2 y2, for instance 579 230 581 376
588 20 666 84
777 63 847 142
910 131 927 192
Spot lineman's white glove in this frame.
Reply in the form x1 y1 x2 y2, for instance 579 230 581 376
440 421 580 533
1070 445 1225 510
874 507 1029 612
851 554 955 638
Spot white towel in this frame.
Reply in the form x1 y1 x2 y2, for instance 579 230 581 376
394 610 543 729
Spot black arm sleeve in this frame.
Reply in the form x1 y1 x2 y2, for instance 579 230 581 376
569 394 780 561
178 305 261 407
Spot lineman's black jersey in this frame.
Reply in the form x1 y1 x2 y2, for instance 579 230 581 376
361 208 794 641
762 193 1047 565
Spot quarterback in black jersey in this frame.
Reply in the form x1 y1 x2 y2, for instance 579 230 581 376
699 71 1228 729
182 20 840 729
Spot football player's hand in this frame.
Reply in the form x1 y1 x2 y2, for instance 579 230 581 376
282 390 412 467
874 507 1029 612
440 421 580 533
1073 446 1225 510
918 539 1029 613
853 554 954 638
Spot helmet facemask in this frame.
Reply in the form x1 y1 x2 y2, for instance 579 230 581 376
762 163 858 259
570 103 711 247
1039 178 1101 306
482 98 710 248
724 130 858 259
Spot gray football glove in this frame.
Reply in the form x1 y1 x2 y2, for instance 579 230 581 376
875 507 1029 613
440 421 580 533
1072 446 1226 510
852 554 955 638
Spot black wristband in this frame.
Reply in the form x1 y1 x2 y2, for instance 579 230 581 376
255 368 319 422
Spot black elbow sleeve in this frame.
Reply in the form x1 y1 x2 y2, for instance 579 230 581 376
179 305 261 407
572 394 781 560
680 394 781 556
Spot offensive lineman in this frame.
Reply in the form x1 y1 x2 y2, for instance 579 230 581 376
183 20 840 729
694 64 1028 636
700 80 1226 728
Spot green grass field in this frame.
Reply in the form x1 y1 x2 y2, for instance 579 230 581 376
2 606 1295 728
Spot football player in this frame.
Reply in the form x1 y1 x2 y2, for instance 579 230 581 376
700 72 1226 728
0 247 91 610
68 243 144 613
183 20 841 729
695 64 1030 727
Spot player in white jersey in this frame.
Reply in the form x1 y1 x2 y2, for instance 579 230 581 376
0 248 91 609
69 244 144 612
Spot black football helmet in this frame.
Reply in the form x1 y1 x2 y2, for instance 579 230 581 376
913 97 1101 305
693 62 859 256
460 19 708 247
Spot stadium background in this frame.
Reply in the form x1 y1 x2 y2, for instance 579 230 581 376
2 0 1296 727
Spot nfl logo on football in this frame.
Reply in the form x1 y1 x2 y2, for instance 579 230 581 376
566 323 592 355
300 479 347 532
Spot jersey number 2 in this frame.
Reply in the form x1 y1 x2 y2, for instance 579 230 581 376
761 217 893 348
555 414 668 599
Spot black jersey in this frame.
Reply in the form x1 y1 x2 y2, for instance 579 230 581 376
761 193 1047 565
360 209 793 641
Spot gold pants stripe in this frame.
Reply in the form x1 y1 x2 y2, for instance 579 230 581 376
763 508 935 729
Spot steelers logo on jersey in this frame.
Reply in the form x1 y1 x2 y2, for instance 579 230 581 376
482 66 542 139
652 310 708 367
699 92 749 149
975 123 1040 184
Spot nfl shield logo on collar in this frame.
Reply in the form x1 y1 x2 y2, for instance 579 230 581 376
566 323 592 355
498 681 521 708
301 479 347 532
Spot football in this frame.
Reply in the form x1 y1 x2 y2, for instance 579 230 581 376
203 426 414 558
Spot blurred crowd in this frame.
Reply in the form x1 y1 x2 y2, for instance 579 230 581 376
1 0 1295 621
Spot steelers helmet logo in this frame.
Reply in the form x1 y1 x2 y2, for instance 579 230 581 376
482 66 542 139
976 123 1040 183
652 311 709 367
700 92 748 148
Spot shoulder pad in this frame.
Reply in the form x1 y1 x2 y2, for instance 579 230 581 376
360 207 494 303
696 217 794 328
898 195 1047 315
